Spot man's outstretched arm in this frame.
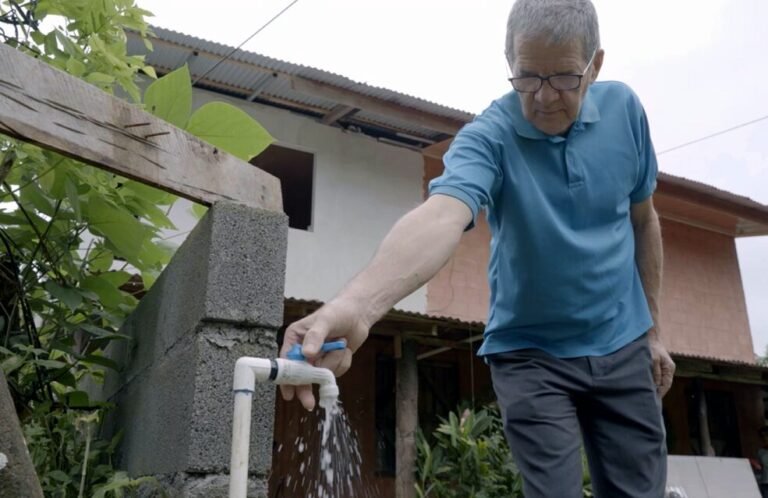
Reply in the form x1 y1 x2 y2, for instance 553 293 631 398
281 194 472 409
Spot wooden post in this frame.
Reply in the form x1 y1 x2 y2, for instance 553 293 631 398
396 338 418 498
695 380 715 456
0 370 44 498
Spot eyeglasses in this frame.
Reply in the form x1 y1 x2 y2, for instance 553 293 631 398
507 49 597 93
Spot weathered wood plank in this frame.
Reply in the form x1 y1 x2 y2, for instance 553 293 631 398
0 43 282 212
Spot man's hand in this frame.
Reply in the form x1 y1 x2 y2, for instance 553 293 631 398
279 299 369 411
649 335 675 397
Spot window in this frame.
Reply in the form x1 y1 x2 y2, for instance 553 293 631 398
250 144 313 230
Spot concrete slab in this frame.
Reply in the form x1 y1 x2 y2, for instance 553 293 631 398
667 456 760 498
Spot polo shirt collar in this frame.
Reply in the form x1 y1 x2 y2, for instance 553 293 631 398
508 87 601 142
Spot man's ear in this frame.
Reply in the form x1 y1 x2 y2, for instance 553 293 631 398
591 48 605 83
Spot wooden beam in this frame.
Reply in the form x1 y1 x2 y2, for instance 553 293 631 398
417 332 483 360
395 339 418 498
0 44 282 212
321 104 358 126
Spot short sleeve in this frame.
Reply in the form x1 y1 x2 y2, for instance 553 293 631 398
630 102 658 204
428 126 503 229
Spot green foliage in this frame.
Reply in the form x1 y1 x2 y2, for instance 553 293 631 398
143 64 192 128
186 102 273 161
0 0 274 495
143 65 275 159
757 345 768 367
415 405 593 498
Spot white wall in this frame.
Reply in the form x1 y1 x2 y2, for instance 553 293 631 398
166 89 427 313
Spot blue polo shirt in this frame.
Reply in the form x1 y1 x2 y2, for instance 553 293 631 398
429 81 657 358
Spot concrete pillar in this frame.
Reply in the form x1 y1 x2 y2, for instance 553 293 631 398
0 370 44 498
101 202 288 497
395 338 418 498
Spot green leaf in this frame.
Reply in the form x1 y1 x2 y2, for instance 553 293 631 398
82 354 121 371
0 209 24 226
85 72 116 86
66 56 87 77
46 470 71 483
79 324 128 342
121 180 174 205
89 247 114 273
19 181 55 216
143 64 192 128
81 274 127 308
44 281 83 311
186 102 274 161
1 354 25 375
33 359 68 369
189 202 208 220
141 65 157 79
66 391 91 408
84 197 149 265
65 175 81 221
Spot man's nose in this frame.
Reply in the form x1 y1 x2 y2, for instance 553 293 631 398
534 80 560 105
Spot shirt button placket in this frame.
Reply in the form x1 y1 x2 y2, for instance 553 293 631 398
564 141 584 188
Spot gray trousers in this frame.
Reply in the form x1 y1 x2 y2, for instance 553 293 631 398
488 334 667 498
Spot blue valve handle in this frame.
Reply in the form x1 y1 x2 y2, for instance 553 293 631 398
286 340 347 361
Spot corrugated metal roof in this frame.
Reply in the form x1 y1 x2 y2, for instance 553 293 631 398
672 352 768 370
127 26 474 144
284 297 485 330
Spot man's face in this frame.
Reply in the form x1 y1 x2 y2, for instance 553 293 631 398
511 36 603 136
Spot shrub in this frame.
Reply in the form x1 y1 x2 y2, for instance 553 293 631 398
416 405 593 498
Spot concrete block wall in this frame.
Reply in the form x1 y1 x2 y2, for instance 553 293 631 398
103 202 288 497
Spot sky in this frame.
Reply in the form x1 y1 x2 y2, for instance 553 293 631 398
137 0 768 356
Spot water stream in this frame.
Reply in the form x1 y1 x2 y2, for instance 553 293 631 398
275 398 381 498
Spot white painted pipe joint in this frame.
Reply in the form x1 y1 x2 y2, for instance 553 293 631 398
229 357 339 498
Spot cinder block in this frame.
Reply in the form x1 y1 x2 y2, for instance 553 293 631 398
201 203 288 327
113 325 277 477
102 202 287 400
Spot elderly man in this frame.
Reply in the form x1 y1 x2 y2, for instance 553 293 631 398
281 0 674 495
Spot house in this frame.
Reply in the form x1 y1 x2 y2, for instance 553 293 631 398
127 27 768 497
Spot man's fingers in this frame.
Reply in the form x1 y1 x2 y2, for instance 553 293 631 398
652 356 662 386
315 348 353 377
280 384 295 401
302 319 331 358
657 357 676 397
295 385 316 411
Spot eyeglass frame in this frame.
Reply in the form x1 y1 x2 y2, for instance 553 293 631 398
506 48 598 93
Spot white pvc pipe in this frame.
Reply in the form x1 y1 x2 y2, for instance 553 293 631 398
229 357 339 498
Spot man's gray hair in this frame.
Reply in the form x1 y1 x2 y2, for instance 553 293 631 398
505 0 600 65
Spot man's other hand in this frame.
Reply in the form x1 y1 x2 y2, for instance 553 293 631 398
649 335 675 397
